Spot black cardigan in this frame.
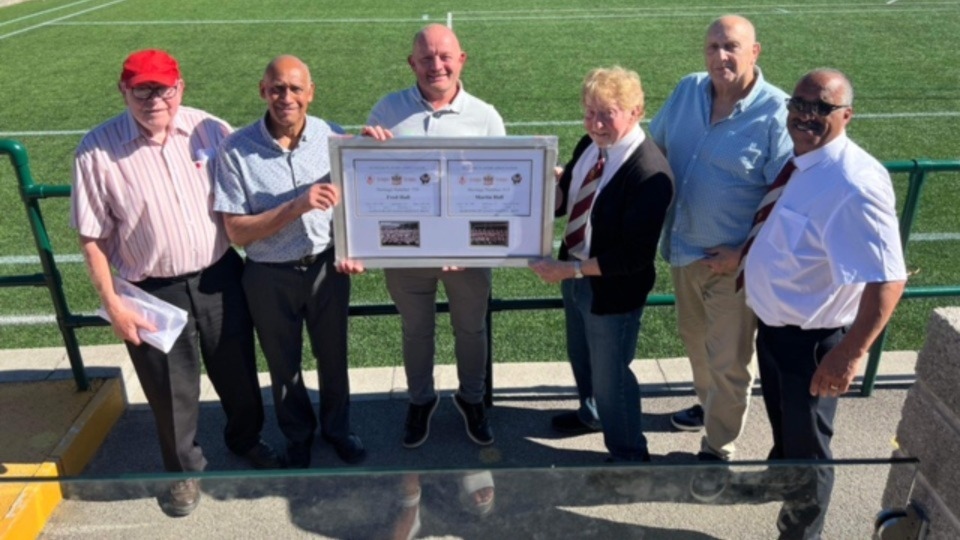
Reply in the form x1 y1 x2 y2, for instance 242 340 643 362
557 134 674 315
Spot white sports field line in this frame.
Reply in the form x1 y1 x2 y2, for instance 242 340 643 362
0 0 127 40
40 1 960 26
0 0 99 27
3 0 958 37
4 111 960 138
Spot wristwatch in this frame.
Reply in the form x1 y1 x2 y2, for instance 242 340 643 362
573 261 584 279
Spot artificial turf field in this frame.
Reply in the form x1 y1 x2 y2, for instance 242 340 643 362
1 0 958 367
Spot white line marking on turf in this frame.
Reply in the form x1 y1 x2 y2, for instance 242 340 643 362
3 112 960 138
911 233 960 241
0 254 84 264
53 17 435 26
0 0 128 41
447 2 959 15
44 2 960 27
1 314 58 325
0 0 99 27
887 0 900 4
0 130 88 136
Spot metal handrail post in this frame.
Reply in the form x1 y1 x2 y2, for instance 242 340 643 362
2 139 89 390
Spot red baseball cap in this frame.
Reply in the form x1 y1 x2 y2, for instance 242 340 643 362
120 49 181 87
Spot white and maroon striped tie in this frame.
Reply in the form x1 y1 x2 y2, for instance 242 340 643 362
563 151 606 257
735 159 797 291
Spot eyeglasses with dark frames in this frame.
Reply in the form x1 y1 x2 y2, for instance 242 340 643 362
786 96 849 117
130 84 179 101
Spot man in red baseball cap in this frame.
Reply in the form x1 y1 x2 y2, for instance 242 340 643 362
71 49 281 518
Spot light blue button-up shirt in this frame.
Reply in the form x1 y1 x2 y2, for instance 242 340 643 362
213 115 336 263
649 68 792 267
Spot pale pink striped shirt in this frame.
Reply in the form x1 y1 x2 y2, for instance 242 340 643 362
71 106 232 281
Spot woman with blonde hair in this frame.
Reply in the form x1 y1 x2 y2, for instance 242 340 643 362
531 66 674 462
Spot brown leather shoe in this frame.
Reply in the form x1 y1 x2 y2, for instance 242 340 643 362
158 478 200 517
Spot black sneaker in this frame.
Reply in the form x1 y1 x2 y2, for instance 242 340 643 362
670 404 705 432
158 478 200 518
403 397 440 449
551 411 601 436
453 394 494 446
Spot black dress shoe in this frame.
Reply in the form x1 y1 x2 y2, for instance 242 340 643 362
324 434 367 465
551 411 601 435
240 440 284 470
452 394 494 446
403 396 440 449
286 440 313 469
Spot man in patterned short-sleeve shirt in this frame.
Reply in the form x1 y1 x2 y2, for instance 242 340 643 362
214 55 365 469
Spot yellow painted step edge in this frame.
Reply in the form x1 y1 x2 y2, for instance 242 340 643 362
0 378 126 540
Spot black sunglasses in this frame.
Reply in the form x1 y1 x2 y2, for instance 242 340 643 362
786 97 849 117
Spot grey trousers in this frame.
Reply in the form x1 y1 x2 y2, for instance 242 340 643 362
243 249 352 445
385 267 492 405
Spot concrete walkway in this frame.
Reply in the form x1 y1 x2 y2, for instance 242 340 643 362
1 345 919 539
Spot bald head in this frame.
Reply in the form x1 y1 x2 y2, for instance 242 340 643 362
413 24 461 52
263 55 311 84
707 15 756 44
408 24 466 106
704 15 761 96
259 54 315 140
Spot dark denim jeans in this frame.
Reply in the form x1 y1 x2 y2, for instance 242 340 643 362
561 278 649 461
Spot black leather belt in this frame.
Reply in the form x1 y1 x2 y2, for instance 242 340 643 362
255 250 328 268
134 270 202 286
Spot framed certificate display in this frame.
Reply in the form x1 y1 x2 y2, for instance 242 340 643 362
329 136 558 268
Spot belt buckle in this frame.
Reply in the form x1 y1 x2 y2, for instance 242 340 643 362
297 253 318 267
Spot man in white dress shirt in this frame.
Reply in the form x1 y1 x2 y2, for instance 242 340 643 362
743 68 907 539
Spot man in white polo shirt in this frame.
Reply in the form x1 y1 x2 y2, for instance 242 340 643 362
362 24 505 450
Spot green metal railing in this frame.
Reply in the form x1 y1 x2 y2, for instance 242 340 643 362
2 138 958 396
0 139 106 391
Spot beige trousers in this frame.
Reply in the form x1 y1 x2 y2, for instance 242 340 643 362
672 263 757 459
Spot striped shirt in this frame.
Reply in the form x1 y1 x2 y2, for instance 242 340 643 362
71 106 232 282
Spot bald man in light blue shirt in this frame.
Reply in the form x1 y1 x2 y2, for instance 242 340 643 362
649 15 792 461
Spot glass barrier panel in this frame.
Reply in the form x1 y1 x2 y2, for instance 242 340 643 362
0 459 918 539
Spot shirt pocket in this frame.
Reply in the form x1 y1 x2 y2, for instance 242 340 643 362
709 135 763 181
764 206 808 252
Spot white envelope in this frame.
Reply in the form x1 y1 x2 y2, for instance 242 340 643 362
96 277 189 353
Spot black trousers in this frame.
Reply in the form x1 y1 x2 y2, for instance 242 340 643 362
127 248 264 472
243 248 351 446
757 320 845 540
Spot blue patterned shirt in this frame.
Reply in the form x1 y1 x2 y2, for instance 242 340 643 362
649 68 792 267
213 115 336 263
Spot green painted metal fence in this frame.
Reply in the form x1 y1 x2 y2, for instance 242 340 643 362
2 138 958 396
